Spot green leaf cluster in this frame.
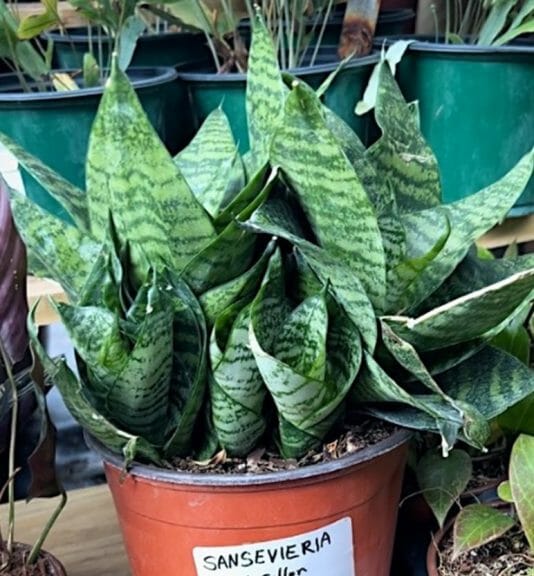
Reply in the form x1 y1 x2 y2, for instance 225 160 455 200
3 25 534 464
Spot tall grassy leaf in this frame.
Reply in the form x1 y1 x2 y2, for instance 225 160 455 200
271 82 386 311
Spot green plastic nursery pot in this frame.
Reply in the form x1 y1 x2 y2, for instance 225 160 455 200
47 28 211 70
0 67 181 219
87 429 410 576
180 51 379 152
391 39 534 215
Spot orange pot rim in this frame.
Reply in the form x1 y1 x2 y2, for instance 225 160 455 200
86 427 411 488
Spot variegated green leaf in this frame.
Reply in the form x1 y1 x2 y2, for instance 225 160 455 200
385 268 534 351
200 239 275 326
0 132 89 230
28 309 161 464
453 504 515 560
417 449 472 528
9 191 99 301
174 108 243 218
271 82 386 311
210 304 267 457
366 61 441 212
243 194 378 351
400 149 534 309
437 346 534 420
86 60 216 273
246 14 285 167
509 434 534 548
163 272 208 458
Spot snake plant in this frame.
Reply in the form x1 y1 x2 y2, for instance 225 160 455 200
2 19 534 465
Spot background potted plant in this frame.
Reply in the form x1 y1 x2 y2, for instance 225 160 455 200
0 0 180 219
0 176 66 574
426 433 534 576
4 23 534 576
376 0 534 215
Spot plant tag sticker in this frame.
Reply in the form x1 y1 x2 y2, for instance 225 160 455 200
193 517 355 576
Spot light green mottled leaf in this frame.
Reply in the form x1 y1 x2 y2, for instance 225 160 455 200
0 132 89 229
210 304 266 457
9 190 99 301
86 60 216 273
400 149 534 309
509 434 534 548
416 449 472 527
271 82 386 311
174 108 243 218
453 504 515 560
497 480 514 503
246 15 285 168
366 61 441 212
28 309 161 463
385 268 534 351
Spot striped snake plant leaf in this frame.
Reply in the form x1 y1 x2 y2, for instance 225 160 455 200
246 13 285 168
0 132 89 230
436 346 534 422
384 268 534 351
400 148 534 310
104 281 174 445
86 59 216 273
163 271 209 457
210 303 267 457
270 82 386 312
28 309 161 464
200 239 276 326
385 211 451 314
365 60 441 213
183 170 276 295
52 301 129 410
174 108 244 218
243 196 378 351
322 107 406 261
9 190 100 302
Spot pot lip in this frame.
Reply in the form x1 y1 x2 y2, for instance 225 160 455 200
0 67 177 102
87 427 411 487
374 35 534 54
45 27 203 42
178 51 380 82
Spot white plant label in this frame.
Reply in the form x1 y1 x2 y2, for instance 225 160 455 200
193 517 355 576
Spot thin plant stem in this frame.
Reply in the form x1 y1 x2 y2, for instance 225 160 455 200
445 0 451 42
26 492 67 566
0 343 18 557
310 0 333 67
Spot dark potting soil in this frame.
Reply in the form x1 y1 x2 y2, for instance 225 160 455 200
466 452 507 492
0 543 61 576
437 526 533 576
170 419 396 474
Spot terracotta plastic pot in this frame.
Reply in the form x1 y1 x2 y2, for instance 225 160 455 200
88 429 411 576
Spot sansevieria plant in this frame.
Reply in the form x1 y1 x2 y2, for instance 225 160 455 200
2 18 534 466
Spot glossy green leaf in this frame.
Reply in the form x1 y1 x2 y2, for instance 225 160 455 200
117 14 146 71
9 191 99 301
210 304 267 456
0 132 89 230
416 449 472 527
246 15 285 167
86 60 216 273
365 61 441 212
453 504 515 560
509 434 534 548
497 480 514 503
498 394 534 436
385 268 534 351
271 82 386 311
174 108 243 218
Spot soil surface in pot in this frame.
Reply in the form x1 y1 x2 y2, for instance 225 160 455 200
0 543 64 575
465 452 507 492
170 419 396 474
437 526 533 575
